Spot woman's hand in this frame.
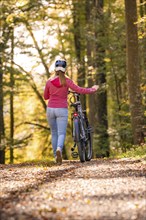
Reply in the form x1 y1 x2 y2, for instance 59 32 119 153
92 85 99 91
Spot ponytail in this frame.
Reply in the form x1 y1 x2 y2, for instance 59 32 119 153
57 71 66 86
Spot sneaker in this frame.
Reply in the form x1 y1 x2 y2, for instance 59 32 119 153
56 147 62 165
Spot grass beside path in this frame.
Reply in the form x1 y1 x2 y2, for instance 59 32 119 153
113 144 146 161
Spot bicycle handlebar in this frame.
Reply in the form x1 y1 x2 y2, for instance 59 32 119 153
68 90 80 95
68 91 80 104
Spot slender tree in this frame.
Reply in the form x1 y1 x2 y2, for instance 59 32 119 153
85 0 95 127
0 19 10 163
94 0 109 157
10 27 14 163
125 0 144 144
0 50 5 164
139 0 146 87
72 0 86 108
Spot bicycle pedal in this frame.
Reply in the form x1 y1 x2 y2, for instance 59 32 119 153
71 152 78 158
87 127 93 132
71 143 76 151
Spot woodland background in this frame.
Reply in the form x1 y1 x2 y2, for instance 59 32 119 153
0 0 146 164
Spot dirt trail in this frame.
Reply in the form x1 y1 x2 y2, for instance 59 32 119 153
0 158 146 220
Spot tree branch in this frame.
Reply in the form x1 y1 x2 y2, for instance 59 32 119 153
24 122 50 130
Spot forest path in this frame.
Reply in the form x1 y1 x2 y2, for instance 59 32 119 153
0 158 146 220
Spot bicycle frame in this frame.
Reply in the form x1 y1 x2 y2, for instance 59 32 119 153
70 92 86 141
69 91 92 161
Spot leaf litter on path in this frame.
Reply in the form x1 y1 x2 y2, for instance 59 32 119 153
0 158 146 220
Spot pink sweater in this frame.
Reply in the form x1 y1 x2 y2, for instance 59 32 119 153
44 76 96 108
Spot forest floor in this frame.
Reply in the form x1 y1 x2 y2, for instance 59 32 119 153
0 158 146 220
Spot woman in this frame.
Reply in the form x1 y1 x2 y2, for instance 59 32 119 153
44 59 98 164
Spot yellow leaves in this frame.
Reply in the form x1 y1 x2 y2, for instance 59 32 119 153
141 84 146 91
46 193 53 201
16 0 29 8
49 207 57 213
18 12 26 20
6 12 26 25
135 16 146 25
104 58 111 63
138 35 144 39
134 203 139 209
60 207 67 213
6 14 15 24
138 32 146 39
39 206 57 215
84 198 91 204
39 206 67 215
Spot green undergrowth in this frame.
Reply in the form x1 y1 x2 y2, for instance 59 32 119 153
6 145 146 166
111 144 146 161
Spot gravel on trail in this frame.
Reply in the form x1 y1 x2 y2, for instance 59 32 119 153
0 158 146 220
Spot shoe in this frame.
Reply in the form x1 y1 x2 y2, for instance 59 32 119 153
56 147 62 165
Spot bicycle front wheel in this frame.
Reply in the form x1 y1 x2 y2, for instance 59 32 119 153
84 121 93 161
85 130 92 161
73 118 85 162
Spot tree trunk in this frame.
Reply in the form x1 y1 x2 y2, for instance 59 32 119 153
85 0 109 157
10 27 14 164
72 0 86 109
85 0 95 127
125 0 144 144
0 21 11 164
85 0 95 157
94 0 109 157
0 46 5 164
139 0 146 93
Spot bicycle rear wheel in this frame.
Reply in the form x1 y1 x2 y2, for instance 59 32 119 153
84 122 93 161
73 118 85 162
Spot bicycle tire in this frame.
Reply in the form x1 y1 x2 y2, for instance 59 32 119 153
73 118 85 162
85 130 92 161
84 120 93 161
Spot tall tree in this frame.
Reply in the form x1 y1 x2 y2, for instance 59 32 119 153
94 0 109 157
76 0 109 157
10 27 14 163
0 16 10 163
72 0 86 108
125 0 144 144
85 0 95 127
139 0 146 89
0 49 5 164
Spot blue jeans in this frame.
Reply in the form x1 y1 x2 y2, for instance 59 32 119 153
46 107 68 157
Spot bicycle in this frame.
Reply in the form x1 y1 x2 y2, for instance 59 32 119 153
69 91 93 162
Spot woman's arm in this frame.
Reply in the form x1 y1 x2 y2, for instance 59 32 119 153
66 78 98 94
